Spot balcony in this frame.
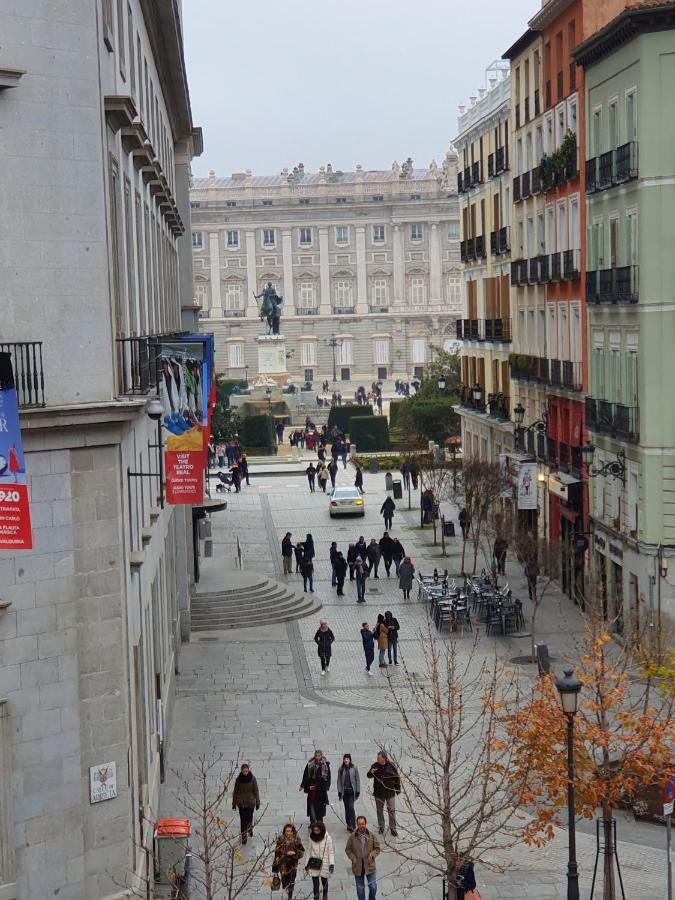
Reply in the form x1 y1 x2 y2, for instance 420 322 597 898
513 175 522 203
538 357 550 383
538 254 550 283
475 234 486 259
528 257 540 284
1 341 45 408
368 305 389 314
471 160 482 186
614 142 638 183
585 157 598 193
531 167 543 195
562 360 582 391
333 306 355 315
487 393 510 421
484 318 512 342
557 70 563 101
458 319 480 340
457 172 464 193
495 146 507 173
534 89 540 116
550 358 561 386
466 237 476 260
510 259 527 286
487 153 495 179
460 240 467 262
521 170 532 198
464 166 471 189
499 226 510 253
598 150 613 189
563 249 580 280
550 252 562 281
586 396 639 442
490 231 498 255
587 266 639 305
297 307 320 315
459 385 486 414
510 353 542 382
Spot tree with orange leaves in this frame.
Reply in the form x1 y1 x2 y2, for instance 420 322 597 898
503 615 675 900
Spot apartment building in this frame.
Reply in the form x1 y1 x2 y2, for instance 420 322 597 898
574 2 675 636
454 65 515 463
0 2 201 896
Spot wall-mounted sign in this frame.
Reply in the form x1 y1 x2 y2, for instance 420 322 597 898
90 761 117 804
0 353 32 550
517 462 537 510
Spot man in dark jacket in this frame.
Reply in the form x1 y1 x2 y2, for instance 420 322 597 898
306 463 317 492
334 552 348 596
355 535 368 561
366 539 381 578
232 763 260 843
300 750 331 823
328 459 338 489
366 751 400 836
360 622 375 674
314 621 335 674
354 465 364 492
347 543 358 580
378 532 395 576
391 538 405 575
380 496 395 530
282 532 294 575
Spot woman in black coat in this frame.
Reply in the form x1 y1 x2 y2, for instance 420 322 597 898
456 860 476 899
304 533 315 561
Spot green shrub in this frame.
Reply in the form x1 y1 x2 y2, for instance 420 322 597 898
349 416 390 452
240 414 273 452
327 404 373 433
388 400 408 429
408 399 459 445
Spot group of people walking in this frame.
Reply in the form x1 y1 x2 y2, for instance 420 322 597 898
327 534 414 602
361 612 400 673
282 532 316 591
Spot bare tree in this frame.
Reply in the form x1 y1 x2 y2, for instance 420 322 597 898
452 458 512 575
173 752 273 900
419 459 453 546
384 621 548 899
513 531 561 662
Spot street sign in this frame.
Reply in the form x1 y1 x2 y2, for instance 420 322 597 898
663 777 675 803
664 801 674 816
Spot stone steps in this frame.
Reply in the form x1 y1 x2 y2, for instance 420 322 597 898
191 574 321 631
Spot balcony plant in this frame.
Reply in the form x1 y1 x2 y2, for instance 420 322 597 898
538 130 577 188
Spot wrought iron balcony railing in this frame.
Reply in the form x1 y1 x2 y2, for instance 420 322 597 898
586 397 639 443
585 157 598 193
538 254 550 283
614 142 638 183
550 252 562 281
487 153 495 179
484 318 512 342
513 175 521 203
495 146 506 173
1 341 45 408
598 150 613 189
475 234 486 259
528 257 540 284
499 226 510 253
521 169 532 198
487 393 510 421
586 267 639 305
563 249 580 280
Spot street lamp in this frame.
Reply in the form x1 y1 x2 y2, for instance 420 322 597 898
437 374 447 391
555 667 582 900
581 443 625 481
513 401 525 426
265 386 273 450
471 383 483 406
513 405 547 452
324 334 343 386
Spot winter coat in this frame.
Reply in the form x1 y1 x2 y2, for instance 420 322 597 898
301 559 314 577
304 537 316 560
374 622 388 651
457 862 477 899
337 764 361 799
329 545 338 566
355 539 367 560
366 543 381 566
380 497 395 517
282 536 294 557
314 628 335 657
361 628 375 656
398 561 415 591
347 545 358 564
345 830 380 876
379 535 395 560
305 833 334 877
301 760 331 821
392 540 405 562
232 773 260 809
334 556 348 579
367 761 401 800
318 467 329 484
354 469 363 489
272 829 304 879
385 615 400 642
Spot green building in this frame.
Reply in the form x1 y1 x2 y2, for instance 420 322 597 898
573 4 675 639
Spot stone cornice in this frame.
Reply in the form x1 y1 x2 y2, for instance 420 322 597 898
20 399 146 432
529 0 575 31
572 3 675 67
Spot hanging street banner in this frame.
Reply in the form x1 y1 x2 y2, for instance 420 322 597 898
157 336 213 506
0 352 32 549
517 462 538 510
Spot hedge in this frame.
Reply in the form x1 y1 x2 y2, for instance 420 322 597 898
240 414 273 452
349 416 391 452
388 400 407 429
327 404 373 433
409 399 459 445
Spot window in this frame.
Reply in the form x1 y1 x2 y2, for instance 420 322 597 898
339 340 353 365
224 283 243 312
137 34 143 112
625 209 638 265
190 201 201 209
261 199 273 206
194 283 208 307
567 95 578 136
226 201 237 207
304 368 314 383
535 124 544 162
608 99 618 150
411 223 423 241
335 280 353 307
592 108 602 156
299 281 316 307
625 89 637 141
228 343 244 368
299 227 312 246
372 195 384 202
102 0 114 50
336 197 347 204
609 216 619 268
299 198 310 205
447 274 462 310
341 367 351 381
227 230 239 248
301 341 317 366
372 225 385 243
448 221 460 240
374 339 389 364
127 5 135 94
410 193 421 200
372 279 388 306
192 232 203 248
116 0 126 78
555 103 565 147
263 229 275 247
569 197 580 250
335 226 349 244
378 366 388 380
410 277 426 305
411 338 426 364
544 111 553 155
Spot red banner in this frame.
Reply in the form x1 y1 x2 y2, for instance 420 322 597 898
165 450 204 505
0 484 32 549
0 353 32 549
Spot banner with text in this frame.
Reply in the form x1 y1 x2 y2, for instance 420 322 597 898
517 462 538 510
0 353 33 549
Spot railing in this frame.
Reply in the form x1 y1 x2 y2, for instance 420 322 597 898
585 157 598 192
586 270 598 303
475 234 485 258
538 254 550 283
297 307 320 315
598 150 613 188
563 249 580 279
561 360 582 391
550 358 561 386
460 240 467 262
524 96 530 123
1 341 45 408
586 266 639 305
513 174 521 202
333 306 355 314
459 385 486 413
538 357 550 383
368 305 389 314
510 353 541 381
495 146 506 173
464 166 471 190
466 237 476 260
534 89 540 116
550 252 562 281
471 161 482 185
557 70 563 100
490 231 499 255
586 397 639 442
528 257 540 284
510 259 526 286
487 153 495 178
616 265 639 303
531 167 543 195
521 170 532 198
599 269 613 301
614 142 638 183
569 62 576 91
484 318 512 342
499 226 510 253
487 393 510 420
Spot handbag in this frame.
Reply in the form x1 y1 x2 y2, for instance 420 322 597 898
465 891 481 900
307 857 322 870
271 874 281 891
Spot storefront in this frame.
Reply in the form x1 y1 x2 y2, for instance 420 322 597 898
548 471 584 605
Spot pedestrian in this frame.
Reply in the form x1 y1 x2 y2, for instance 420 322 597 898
392 538 405 575
329 459 338 489
458 507 470 541
240 453 250 486
360 622 375 675
334 552 347 596
300 750 332 823
367 751 400 836
384 611 400 665
494 535 508 576
304 533 315 561
272 823 305 900
373 615 388 667
354 465 364 493
380 496 395 530
276 421 285 444
376 395 383 415
347 543 358 581
345 816 380 900
398 556 415 600
400 462 410 490
378 532 394 576
217 443 225 468
354 557 367 603
337 753 361 832
230 463 241 493
299 431 306 450
302 557 315 593
282 532 294 576
305 821 335 900
318 464 329 493
457 859 477 900
314 621 335 675
366 539 380 578
355 535 367 561
329 541 338 587
226 441 235 467
341 443 348 469
294 542 305 574
231 763 260 844
306 463 317 492
524 556 539 601
421 489 433 524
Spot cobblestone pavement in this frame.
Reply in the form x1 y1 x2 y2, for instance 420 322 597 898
165 462 669 898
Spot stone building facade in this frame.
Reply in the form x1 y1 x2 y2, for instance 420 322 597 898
0 1 200 897
190 159 462 385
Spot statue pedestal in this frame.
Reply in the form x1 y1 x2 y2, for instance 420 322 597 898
256 335 287 385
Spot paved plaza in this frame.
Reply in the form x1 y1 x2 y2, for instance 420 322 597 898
163 457 670 898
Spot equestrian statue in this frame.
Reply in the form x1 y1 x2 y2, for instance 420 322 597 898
254 282 283 335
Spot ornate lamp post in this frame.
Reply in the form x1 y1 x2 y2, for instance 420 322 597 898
555 667 582 900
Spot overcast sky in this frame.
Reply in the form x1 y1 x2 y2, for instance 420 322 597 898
183 0 538 178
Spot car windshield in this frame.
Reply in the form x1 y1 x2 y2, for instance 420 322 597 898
333 488 358 497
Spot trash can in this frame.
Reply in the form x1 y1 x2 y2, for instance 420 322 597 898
368 458 379 474
535 642 550 675
385 471 393 491
443 520 455 538
154 818 191 884
392 479 403 500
